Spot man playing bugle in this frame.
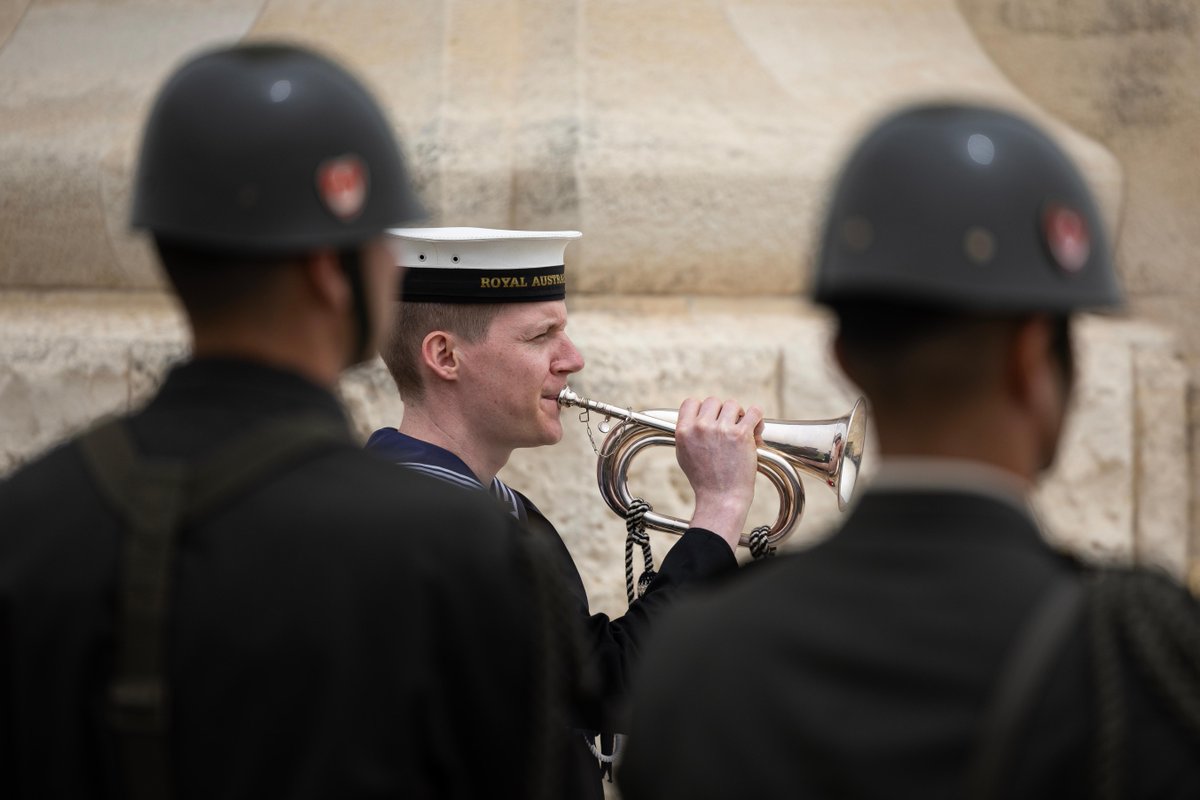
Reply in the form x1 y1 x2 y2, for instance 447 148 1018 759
368 226 764 798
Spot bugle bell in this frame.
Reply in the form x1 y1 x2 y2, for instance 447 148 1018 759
558 386 867 548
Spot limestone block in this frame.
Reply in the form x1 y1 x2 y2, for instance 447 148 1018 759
1137 292 1200 581
0 2 32 46
336 357 407 443
1 293 1189 613
1132 331 1190 579
0 1 263 289
960 0 1200 551
1032 316 1191 580
958 0 1200 142
1035 316 1135 562
0 291 187 473
0 295 1188 613
0 0 1124 298
573 0 1124 296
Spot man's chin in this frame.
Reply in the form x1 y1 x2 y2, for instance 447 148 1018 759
508 422 563 451
540 418 564 446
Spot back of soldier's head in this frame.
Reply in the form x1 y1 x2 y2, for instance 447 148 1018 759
131 42 423 320
811 103 1123 410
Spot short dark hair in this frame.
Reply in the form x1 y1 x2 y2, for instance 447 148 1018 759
831 299 1073 414
153 238 297 326
381 302 504 402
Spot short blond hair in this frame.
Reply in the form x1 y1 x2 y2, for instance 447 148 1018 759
381 301 504 402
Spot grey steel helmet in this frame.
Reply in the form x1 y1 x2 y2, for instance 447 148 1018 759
132 42 424 252
812 104 1123 312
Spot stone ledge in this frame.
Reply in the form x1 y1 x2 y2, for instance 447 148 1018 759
1 0 1123 296
0 290 1190 617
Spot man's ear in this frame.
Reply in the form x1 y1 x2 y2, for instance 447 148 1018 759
1006 316 1061 418
421 331 460 382
301 248 350 313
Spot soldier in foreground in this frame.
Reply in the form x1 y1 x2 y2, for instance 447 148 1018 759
619 103 1200 799
0 44 564 799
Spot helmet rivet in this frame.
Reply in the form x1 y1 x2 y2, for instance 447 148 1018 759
269 80 292 103
963 226 996 264
967 133 995 165
452 256 460 263
418 254 426 261
841 216 874 253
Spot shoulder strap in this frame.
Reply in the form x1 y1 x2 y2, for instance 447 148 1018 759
185 414 351 519
78 413 352 800
80 420 186 800
965 575 1086 800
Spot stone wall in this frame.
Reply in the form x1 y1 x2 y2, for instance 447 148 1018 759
0 290 1191 612
1 0 1196 649
958 0 1200 587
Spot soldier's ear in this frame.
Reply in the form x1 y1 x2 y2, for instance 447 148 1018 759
302 248 351 314
421 330 460 382
1007 316 1063 425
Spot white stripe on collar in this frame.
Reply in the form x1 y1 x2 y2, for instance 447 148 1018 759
492 478 524 519
399 462 483 490
399 461 524 521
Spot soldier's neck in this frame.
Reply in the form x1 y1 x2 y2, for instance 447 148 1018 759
191 331 341 390
873 413 1038 487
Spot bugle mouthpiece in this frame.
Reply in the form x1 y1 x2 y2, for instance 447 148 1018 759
558 386 582 408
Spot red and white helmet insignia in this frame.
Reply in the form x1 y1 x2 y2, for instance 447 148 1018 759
1042 203 1090 273
317 154 369 222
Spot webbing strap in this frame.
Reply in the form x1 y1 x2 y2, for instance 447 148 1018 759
81 422 185 800
185 415 351 519
78 413 352 800
965 576 1086 800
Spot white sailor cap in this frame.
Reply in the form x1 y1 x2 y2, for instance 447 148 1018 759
388 226 581 303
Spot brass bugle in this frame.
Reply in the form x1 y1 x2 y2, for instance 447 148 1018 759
558 386 868 548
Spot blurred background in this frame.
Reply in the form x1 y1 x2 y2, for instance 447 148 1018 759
1 0 1197 708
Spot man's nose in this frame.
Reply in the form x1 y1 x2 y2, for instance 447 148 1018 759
557 335 585 374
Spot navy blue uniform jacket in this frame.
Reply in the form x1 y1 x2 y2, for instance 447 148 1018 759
367 428 739 799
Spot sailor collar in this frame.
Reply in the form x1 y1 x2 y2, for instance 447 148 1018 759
364 428 525 522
